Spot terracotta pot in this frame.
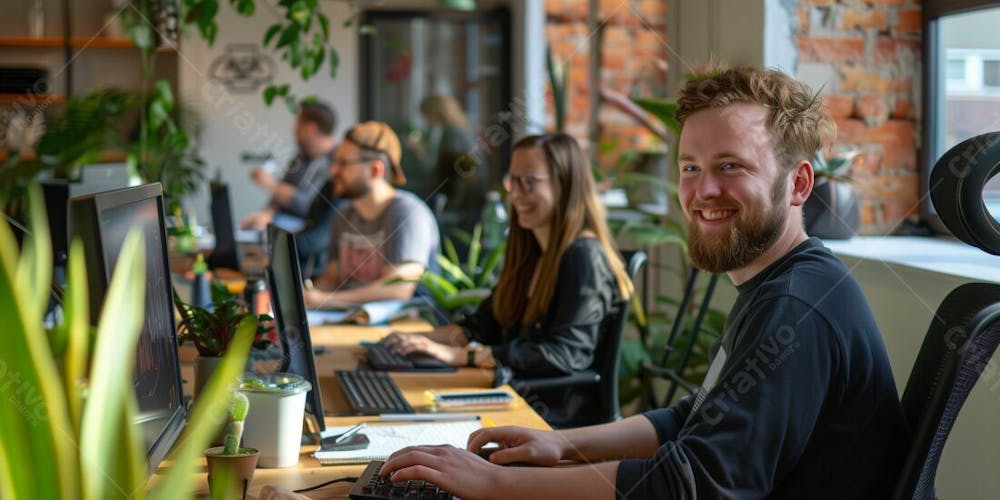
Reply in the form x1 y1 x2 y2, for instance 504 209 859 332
205 446 259 500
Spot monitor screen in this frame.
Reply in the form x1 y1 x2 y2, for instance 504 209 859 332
40 180 69 276
266 225 326 432
206 181 240 271
68 183 186 473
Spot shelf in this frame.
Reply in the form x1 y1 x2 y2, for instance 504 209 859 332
0 94 65 104
0 36 136 48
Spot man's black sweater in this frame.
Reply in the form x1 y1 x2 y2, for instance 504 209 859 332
616 238 908 499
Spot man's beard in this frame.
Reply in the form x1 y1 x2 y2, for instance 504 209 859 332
334 176 372 199
685 180 787 273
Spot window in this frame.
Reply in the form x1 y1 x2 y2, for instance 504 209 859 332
359 9 511 237
985 60 1000 87
946 58 966 81
924 1 1000 231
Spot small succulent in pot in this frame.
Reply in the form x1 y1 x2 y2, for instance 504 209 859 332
205 392 260 500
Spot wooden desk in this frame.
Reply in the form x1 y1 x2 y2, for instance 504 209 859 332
183 320 550 498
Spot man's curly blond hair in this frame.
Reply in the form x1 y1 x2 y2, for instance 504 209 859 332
676 65 837 171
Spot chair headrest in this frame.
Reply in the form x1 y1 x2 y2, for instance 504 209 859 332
930 132 1000 255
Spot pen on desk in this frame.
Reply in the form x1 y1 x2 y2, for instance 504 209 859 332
333 423 365 444
378 413 480 422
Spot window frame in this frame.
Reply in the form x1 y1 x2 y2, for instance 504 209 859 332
922 0 1000 235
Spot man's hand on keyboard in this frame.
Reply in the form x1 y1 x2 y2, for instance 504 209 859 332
383 332 462 365
467 426 565 466
380 444 506 500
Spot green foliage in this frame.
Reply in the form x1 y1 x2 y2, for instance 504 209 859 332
0 89 132 212
618 277 728 410
175 283 276 357
812 150 859 183
411 225 504 323
0 183 258 499
632 97 681 137
223 392 249 455
230 392 249 422
181 0 383 109
115 4 208 203
128 79 207 201
546 47 569 132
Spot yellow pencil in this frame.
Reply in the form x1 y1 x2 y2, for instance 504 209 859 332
482 417 496 428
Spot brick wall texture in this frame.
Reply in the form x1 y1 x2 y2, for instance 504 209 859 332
543 0 923 234
544 0 669 169
796 0 923 235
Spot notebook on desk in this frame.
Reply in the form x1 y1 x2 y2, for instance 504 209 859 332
307 299 409 326
314 420 482 465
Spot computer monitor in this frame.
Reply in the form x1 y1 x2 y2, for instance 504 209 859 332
67 183 186 474
266 225 326 432
74 162 132 197
206 180 240 271
40 180 70 283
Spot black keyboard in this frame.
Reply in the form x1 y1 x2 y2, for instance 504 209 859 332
365 343 456 372
349 461 454 500
335 370 414 415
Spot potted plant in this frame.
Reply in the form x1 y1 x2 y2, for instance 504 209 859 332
409 225 505 325
0 183 258 499
204 392 259 500
175 284 276 397
804 151 861 239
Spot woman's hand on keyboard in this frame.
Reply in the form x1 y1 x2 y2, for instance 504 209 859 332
380 445 507 500
383 332 462 365
466 426 565 466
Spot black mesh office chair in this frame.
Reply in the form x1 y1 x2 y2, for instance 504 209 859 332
894 131 1000 498
641 267 721 408
892 283 1000 500
513 250 647 426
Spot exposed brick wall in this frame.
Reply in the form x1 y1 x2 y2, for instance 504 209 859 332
544 0 669 168
796 0 923 235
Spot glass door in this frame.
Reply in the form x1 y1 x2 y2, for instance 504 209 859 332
360 8 511 235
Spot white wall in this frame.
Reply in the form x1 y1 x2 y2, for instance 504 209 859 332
180 1 543 222
179 2 358 222
838 258 1000 499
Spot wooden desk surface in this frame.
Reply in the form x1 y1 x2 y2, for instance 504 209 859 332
181 320 550 498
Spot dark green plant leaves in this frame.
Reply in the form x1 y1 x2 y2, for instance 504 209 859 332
632 97 681 136
233 0 255 16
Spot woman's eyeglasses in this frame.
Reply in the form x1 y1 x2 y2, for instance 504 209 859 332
502 173 549 194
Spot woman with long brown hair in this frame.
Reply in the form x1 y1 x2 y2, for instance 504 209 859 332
384 132 632 428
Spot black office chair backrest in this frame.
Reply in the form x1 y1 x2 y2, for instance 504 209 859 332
893 283 1000 500
591 250 648 423
510 250 647 427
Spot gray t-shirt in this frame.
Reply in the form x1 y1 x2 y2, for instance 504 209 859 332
328 190 439 288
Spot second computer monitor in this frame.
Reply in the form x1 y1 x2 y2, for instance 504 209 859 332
206 181 240 271
266 225 326 432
